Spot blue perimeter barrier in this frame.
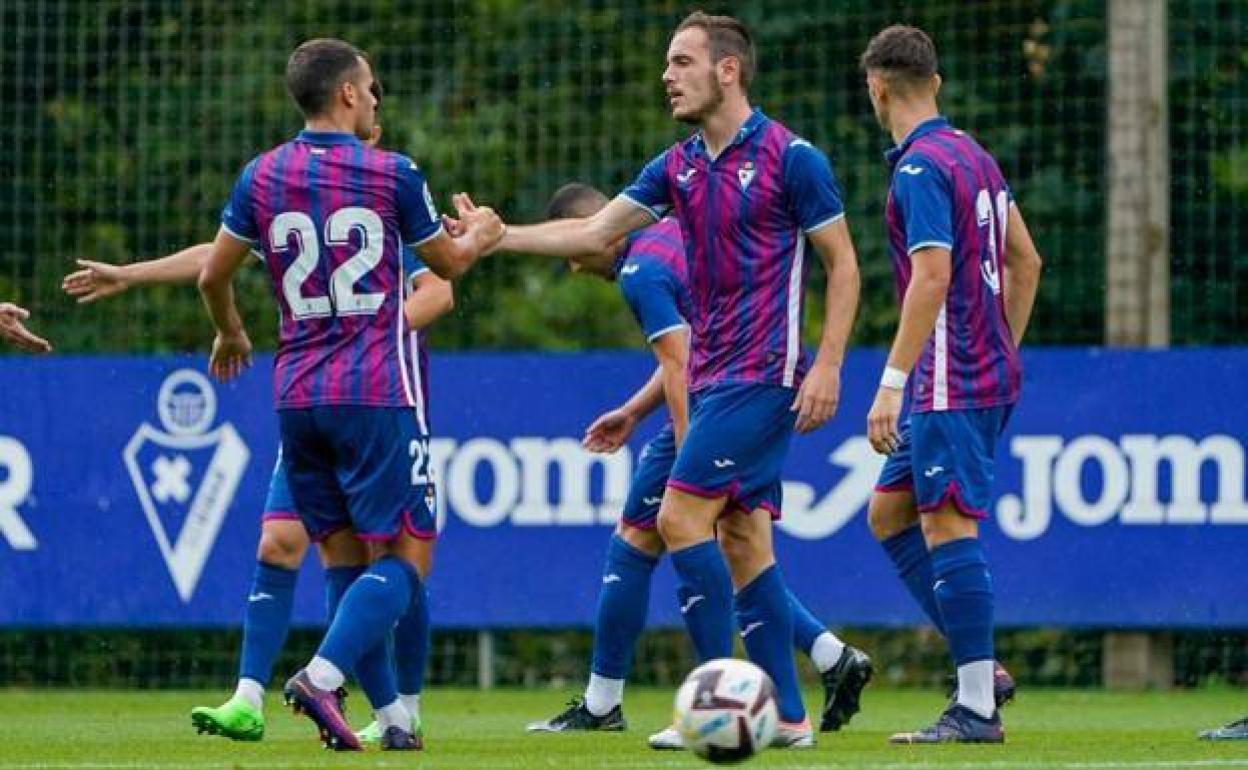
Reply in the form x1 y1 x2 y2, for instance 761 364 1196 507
0 349 1245 628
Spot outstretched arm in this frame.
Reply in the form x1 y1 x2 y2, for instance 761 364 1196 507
498 196 654 272
62 243 214 303
1002 204 1042 347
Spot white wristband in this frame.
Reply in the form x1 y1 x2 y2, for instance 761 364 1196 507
880 366 908 390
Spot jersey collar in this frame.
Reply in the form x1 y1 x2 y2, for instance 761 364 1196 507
296 129 362 146
884 115 950 167
691 107 768 161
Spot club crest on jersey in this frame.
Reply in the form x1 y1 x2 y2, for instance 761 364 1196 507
737 161 756 190
122 369 250 602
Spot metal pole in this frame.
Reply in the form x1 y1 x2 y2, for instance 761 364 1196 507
477 630 496 690
1106 0 1170 347
1104 0 1171 689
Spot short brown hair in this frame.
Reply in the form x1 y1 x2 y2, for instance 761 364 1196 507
860 25 938 85
546 182 608 220
286 38 366 118
674 11 756 91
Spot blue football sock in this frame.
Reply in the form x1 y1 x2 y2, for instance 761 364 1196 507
882 525 946 634
788 589 825 654
237 561 298 686
590 535 659 680
394 580 431 695
322 565 366 688
670 539 735 661
317 556 416 708
324 565 365 620
930 537 994 666
736 565 805 723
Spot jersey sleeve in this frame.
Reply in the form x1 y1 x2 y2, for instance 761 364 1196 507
402 246 430 286
394 155 445 248
220 157 261 244
619 261 687 343
892 152 954 254
620 149 673 221
781 139 845 233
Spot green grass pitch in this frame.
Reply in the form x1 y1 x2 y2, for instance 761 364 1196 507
2 687 1245 769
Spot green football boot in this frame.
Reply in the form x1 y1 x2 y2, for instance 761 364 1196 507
356 712 424 744
190 696 265 741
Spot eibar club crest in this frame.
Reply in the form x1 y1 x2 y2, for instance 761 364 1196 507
122 369 250 602
737 161 755 189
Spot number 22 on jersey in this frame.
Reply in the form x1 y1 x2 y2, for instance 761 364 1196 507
272 206 387 320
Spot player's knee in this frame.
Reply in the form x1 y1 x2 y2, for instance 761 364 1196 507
617 523 664 557
716 524 749 564
256 530 305 569
656 507 699 548
919 506 978 547
868 494 917 541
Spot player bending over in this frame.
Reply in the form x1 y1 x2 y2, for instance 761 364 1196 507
198 37 501 751
490 12 861 749
859 25 1042 745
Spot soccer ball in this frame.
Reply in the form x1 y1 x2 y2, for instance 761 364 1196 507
673 658 778 764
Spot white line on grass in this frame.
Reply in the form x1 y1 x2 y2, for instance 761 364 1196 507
5 761 1248 770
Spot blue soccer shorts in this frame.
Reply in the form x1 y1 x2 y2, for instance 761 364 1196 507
875 404 1013 520
666 382 793 518
260 452 301 526
277 406 436 542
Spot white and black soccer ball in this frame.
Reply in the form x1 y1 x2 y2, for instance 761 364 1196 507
673 658 778 764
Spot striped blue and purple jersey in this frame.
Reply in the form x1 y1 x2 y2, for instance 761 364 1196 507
884 116 1021 413
221 130 443 410
617 217 692 343
622 109 844 392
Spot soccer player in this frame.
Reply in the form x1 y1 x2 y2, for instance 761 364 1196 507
858 26 1042 744
62 235 450 745
489 12 862 749
521 184 871 737
0 303 51 353
198 38 502 751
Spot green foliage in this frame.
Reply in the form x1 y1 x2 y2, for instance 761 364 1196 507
1 1 1240 352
